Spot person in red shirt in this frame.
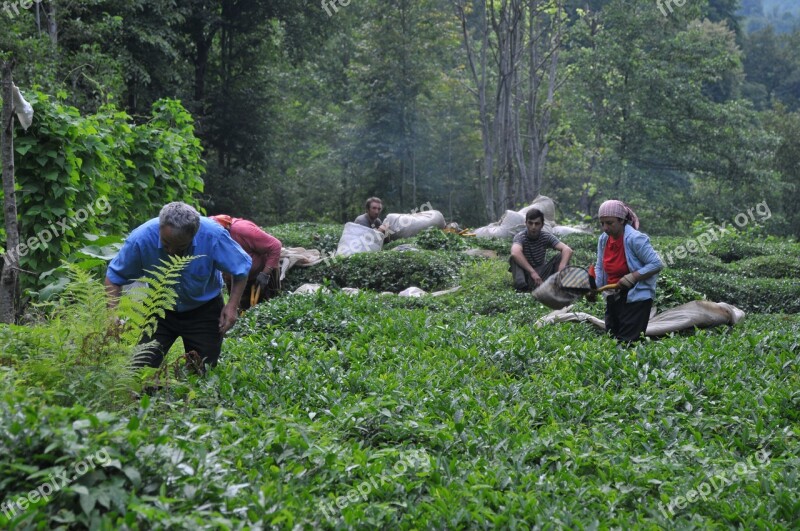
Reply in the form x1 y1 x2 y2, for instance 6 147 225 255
595 200 663 343
210 215 282 309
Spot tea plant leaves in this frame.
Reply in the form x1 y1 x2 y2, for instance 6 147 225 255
1 230 799 528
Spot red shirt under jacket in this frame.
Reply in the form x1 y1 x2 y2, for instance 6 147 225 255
603 234 629 285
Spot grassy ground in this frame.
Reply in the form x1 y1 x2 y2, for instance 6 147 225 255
1 227 798 529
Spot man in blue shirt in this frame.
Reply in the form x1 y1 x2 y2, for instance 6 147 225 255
105 202 252 369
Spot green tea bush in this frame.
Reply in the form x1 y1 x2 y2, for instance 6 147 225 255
3 236 800 528
282 250 468 293
560 232 598 267
655 249 728 273
654 269 707 309
414 228 469 251
707 234 769 263
730 255 800 279
670 270 800 313
466 236 511 255
268 222 343 255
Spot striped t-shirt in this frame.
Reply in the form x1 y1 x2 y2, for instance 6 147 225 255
512 229 560 268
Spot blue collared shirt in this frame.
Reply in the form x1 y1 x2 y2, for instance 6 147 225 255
106 217 252 312
595 224 664 302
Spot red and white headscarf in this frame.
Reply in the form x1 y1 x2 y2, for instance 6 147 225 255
209 214 234 230
598 200 640 230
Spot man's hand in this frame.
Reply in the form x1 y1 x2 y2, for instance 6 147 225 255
219 304 238 335
530 271 543 288
256 270 272 290
619 273 637 290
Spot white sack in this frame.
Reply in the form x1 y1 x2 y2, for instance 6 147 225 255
12 84 33 130
535 300 745 336
473 225 514 239
384 210 446 240
519 196 556 225
336 222 384 257
645 300 745 336
292 283 328 295
279 247 328 281
473 210 525 240
398 286 427 297
552 225 593 237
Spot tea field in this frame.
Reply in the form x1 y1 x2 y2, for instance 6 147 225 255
1 227 799 529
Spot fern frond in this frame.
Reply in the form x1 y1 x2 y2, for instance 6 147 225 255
117 255 199 345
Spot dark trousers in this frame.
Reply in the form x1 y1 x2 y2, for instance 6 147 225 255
134 296 224 369
509 253 562 291
605 296 652 343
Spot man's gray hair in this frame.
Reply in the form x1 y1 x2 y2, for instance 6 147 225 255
159 202 201 237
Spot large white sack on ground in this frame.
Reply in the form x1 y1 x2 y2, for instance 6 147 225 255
645 300 745 336
336 222 384 257
473 225 513 239
398 286 427 297
534 300 745 336
552 225 593 237
519 195 556 224
384 210 446 240
279 247 327 281
473 210 525 239
292 283 329 295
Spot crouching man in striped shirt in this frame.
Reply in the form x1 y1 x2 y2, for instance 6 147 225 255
509 208 573 292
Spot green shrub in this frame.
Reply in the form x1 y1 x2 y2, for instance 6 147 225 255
465 236 511 255
8 93 203 288
655 270 706 309
670 270 800 313
731 255 800 279
268 222 343 255
654 247 728 273
282 250 469 293
413 228 469 251
560 232 598 267
707 234 769 263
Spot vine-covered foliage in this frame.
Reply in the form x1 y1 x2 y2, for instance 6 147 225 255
2 91 204 286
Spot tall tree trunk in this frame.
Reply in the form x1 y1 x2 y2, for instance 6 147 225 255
456 0 495 221
459 0 564 218
524 0 562 203
46 2 57 45
1 61 20 324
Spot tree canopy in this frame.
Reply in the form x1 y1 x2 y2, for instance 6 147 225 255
1 0 799 234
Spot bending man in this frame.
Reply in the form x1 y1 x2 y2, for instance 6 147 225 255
105 202 252 369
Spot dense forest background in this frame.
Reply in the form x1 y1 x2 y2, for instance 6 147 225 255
2 0 799 235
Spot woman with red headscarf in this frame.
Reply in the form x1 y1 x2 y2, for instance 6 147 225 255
595 200 663 342
210 215 282 309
